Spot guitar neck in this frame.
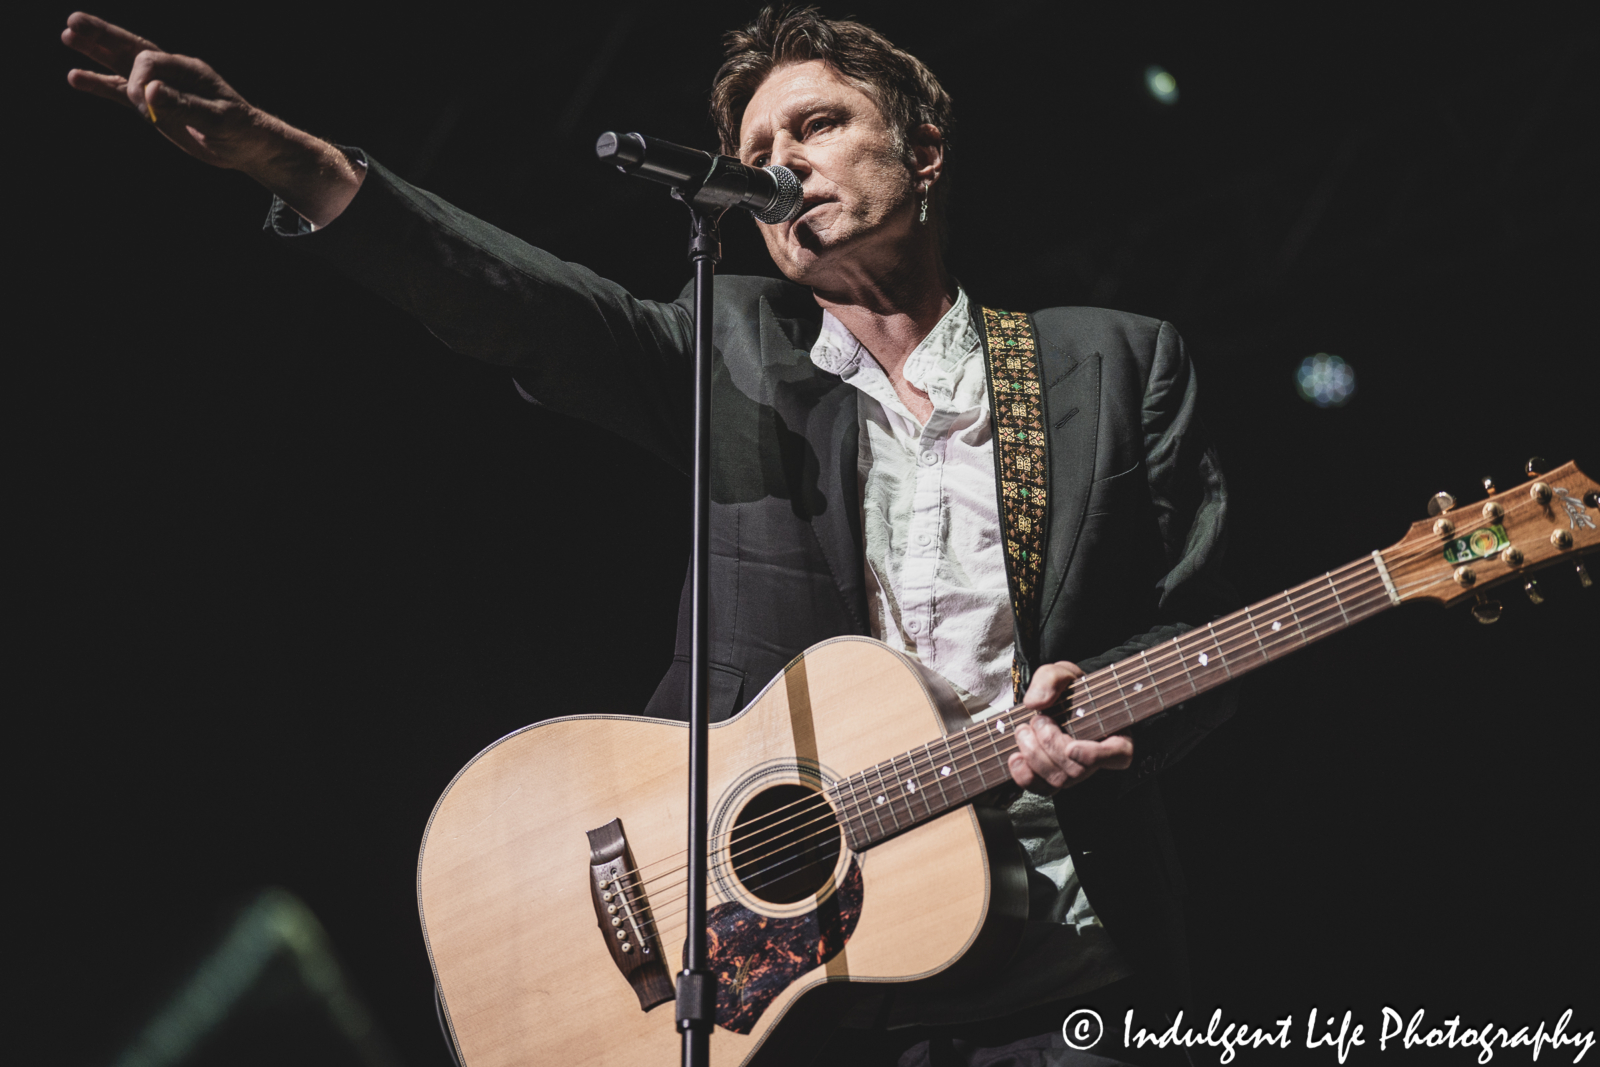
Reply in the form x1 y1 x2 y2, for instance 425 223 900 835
832 552 1401 851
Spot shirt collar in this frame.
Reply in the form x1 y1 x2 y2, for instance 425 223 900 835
809 288 979 399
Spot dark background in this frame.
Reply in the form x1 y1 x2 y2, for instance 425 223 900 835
22 2 1597 1064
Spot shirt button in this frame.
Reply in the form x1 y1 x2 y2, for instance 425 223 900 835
920 449 939 466
906 619 923 634
915 532 933 547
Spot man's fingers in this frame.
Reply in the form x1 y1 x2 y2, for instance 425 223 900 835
1009 717 1135 794
126 55 232 129
1022 660 1085 710
1077 734 1135 771
62 12 162 75
1011 718 1076 790
66 68 133 108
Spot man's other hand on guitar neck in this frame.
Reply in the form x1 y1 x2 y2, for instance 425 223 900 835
1007 662 1134 795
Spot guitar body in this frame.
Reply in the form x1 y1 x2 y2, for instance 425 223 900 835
419 636 1031 1067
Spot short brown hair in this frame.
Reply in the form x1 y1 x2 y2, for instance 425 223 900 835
711 7 954 224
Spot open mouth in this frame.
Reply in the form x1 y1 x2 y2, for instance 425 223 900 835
792 198 829 226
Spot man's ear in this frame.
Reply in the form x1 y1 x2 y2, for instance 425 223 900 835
910 122 944 187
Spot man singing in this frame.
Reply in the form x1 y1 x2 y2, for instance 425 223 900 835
64 6 1231 1064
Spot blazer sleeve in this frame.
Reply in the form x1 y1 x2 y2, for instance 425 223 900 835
1080 320 1235 773
263 150 697 471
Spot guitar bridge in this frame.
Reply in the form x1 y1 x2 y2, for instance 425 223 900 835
586 818 672 1011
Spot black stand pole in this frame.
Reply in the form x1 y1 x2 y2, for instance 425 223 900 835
676 203 722 1067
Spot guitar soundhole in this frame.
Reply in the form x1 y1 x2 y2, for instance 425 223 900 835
729 784 842 905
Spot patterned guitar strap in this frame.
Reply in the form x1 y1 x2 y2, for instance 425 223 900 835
978 308 1049 702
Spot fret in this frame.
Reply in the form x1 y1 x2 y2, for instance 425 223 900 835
953 716 979 799
1324 572 1352 627
851 767 889 844
927 737 955 810
1107 662 1138 723
830 780 866 851
884 750 923 825
982 712 1014 792
1173 631 1203 697
1204 621 1234 680
863 762 895 837
1136 648 1161 705
1283 587 1309 647
966 713 1004 790
907 745 939 820
1241 604 1271 669
1073 679 1100 725
1253 591 1292 657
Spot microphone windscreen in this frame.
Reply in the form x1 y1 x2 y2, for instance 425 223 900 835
753 165 804 224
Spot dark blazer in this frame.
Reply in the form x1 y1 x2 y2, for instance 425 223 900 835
272 153 1234 1006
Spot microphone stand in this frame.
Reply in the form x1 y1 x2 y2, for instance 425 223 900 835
598 135 791 1067
676 195 720 1067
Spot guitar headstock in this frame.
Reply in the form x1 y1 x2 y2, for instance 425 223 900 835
1379 460 1598 611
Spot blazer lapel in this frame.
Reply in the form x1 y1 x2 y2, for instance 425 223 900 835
758 295 868 634
1039 351 1102 625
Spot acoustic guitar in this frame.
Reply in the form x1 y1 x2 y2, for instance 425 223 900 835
418 461 1597 1067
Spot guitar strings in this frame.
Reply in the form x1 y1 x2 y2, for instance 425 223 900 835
647 578 1412 939
626 569 1408 917
623 553 1444 908
641 567 1484 940
614 504 1565 926
625 515 1501 886
635 568 1408 913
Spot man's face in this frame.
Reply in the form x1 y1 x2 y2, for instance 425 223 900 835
737 60 921 289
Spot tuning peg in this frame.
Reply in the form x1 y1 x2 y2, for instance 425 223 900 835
1586 491 1600 509
1471 595 1503 625
1579 559 1593 590
1524 577 1544 605
1426 491 1456 517
1525 456 1546 476
1482 474 1497 495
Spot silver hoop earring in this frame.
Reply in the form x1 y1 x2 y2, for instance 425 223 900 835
918 189 929 225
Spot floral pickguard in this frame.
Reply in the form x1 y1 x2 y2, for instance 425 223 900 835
707 858 864 1034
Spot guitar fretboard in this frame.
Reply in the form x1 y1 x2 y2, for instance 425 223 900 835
827 552 1400 851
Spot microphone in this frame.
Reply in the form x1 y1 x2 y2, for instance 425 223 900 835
595 131 804 224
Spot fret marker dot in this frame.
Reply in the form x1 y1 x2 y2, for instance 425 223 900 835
1133 682 1144 692
1075 708 1085 718
875 796 886 805
1271 621 1282 631
995 719 1009 732
940 766 951 776
904 781 917 793
1198 652 1209 666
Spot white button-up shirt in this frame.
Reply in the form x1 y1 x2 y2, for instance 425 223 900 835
810 289 1130 1016
809 288 1015 717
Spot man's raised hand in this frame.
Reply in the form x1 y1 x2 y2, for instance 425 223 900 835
62 12 363 227
62 12 271 170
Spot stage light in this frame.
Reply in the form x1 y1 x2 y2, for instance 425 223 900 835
1146 66 1179 105
1295 353 1357 408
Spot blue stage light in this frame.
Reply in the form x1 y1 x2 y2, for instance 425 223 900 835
1295 354 1357 408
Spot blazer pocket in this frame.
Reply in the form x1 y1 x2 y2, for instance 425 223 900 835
1085 460 1146 517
